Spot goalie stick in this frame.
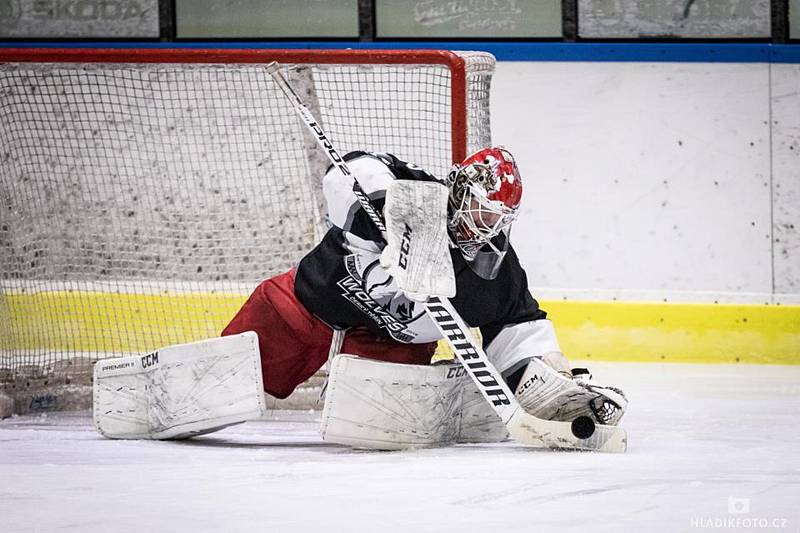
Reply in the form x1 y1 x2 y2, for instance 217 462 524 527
266 62 626 453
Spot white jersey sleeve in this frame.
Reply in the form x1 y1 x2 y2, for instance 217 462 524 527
323 155 396 231
484 320 562 376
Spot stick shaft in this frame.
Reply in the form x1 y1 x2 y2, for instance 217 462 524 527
267 62 386 234
266 62 626 452
267 61 519 420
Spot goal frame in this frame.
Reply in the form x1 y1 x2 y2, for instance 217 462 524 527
0 48 472 164
0 47 491 415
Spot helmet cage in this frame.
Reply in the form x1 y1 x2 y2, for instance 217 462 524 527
449 166 518 261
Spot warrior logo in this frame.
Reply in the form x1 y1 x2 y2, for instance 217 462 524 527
426 297 512 407
309 121 385 232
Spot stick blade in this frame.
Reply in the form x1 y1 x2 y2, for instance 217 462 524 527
507 410 628 453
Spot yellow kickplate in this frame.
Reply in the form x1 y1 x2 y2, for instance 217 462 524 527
3 291 245 353
542 300 800 365
3 292 799 364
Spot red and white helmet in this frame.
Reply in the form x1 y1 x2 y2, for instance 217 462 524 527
447 147 522 279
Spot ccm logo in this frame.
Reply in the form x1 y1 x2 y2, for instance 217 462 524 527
518 373 545 392
398 223 412 270
141 352 159 368
446 366 467 379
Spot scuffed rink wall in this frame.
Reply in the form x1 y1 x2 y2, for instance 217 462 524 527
578 0 771 38
491 58 800 364
771 64 800 300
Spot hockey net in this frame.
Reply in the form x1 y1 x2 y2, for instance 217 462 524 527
0 48 495 414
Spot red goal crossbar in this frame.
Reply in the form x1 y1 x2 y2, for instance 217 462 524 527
0 48 470 163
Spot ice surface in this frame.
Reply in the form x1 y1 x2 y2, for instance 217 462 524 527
1 362 798 533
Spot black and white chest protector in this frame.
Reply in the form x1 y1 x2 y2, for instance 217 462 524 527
293 152 552 369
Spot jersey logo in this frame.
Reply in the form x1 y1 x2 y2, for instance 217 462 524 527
395 301 415 322
337 255 414 343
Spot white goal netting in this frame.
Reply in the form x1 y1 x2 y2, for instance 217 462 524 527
0 49 495 414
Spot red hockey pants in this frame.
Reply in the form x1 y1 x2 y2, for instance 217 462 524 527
221 269 436 399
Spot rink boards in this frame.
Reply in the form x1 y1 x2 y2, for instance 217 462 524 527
2 288 798 365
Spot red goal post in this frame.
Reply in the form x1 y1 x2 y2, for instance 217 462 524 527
0 48 495 414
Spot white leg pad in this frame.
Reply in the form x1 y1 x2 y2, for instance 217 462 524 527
320 355 506 450
93 332 266 440
457 381 509 444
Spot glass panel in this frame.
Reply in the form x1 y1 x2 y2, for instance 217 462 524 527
176 0 358 38
0 0 159 38
791 0 800 39
376 0 562 38
579 0 770 39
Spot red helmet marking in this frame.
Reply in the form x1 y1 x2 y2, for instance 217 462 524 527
458 147 522 210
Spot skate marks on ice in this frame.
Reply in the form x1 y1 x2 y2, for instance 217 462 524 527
1 362 799 533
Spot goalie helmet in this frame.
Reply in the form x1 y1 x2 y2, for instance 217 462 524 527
447 147 522 280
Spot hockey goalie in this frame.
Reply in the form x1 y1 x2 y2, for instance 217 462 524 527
93 147 627 448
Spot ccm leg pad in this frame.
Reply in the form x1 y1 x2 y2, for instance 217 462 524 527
320 355 506 450
93 332 265 440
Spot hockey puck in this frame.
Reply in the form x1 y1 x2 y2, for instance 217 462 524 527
571 416 595 439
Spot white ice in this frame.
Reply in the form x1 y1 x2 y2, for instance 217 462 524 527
1 362 798 533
